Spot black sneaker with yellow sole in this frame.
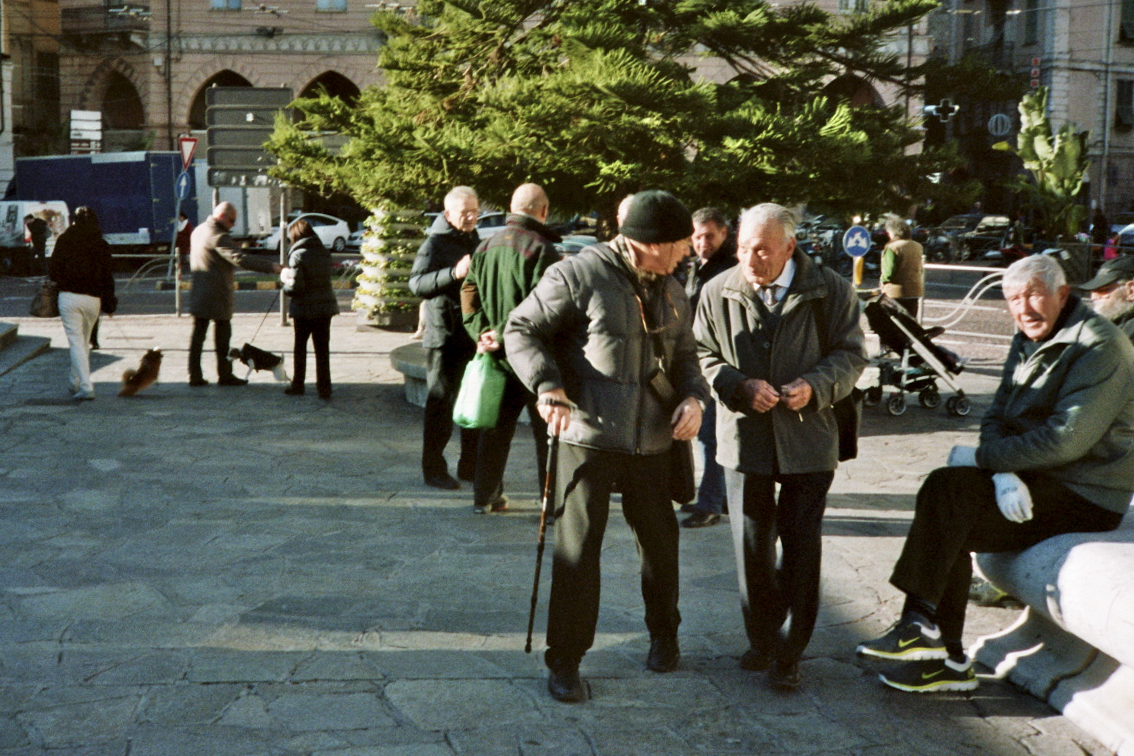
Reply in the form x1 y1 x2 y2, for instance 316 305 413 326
879 656 978 693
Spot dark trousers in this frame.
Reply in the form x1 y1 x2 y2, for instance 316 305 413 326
724 468 834 663
891 466 1122 646
692 400 726 515
423 344 479 478
545 443 681 666
472 371 548 508
292 317 332 395
189 318 234 380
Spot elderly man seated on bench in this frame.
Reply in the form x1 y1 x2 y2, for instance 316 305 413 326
856 254 1134 692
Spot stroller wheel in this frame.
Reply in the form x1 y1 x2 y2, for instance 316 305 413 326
946 396 972 417
918 387 941 409
863 385 883 407
886 393 907 416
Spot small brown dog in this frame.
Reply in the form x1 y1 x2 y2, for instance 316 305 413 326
119 348 162 397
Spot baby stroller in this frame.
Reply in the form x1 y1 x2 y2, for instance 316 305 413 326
862 293 970 417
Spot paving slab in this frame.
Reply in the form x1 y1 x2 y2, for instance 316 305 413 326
0 311 1116 755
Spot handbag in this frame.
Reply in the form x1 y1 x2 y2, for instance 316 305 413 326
833 387 864 462
815 296 863 462
452 352 507 429
29 279 59 318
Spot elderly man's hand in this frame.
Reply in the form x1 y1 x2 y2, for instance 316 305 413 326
537 389 572 436
737 379 780 413
477 330 500 353
671 397 702 441
947 445 978 467
453 254 472 280
992 472 1034 523
779 378 812 412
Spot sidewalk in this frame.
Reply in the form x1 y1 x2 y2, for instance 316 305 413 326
0 311 1111 756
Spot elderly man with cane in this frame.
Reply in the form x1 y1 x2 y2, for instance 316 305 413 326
506 190 709 703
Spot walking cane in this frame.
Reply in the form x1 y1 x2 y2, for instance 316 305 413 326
525 431 559 654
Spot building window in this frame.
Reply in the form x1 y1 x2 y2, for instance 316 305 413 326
1024 0 1039 45
316 0 347 10
837 0 867 12
1123 0 1134 41
211 0 241 9
1118 81 1134 130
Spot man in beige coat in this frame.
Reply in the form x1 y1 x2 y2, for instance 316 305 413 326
188 202 281 386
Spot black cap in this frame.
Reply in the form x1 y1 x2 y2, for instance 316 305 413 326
1079 256 1134 291
619 191 694 244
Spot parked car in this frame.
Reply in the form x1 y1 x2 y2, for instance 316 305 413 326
346 227 365 252
958 215 1012 260
476 211 508 240
261 213 351 253
1109 212 1134 236
554 234 598 256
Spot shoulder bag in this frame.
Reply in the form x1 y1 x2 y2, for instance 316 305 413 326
30 279 59 318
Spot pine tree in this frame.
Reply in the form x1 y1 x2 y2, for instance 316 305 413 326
267 0 964 223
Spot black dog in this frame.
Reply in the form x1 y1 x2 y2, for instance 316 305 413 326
228 343 288 382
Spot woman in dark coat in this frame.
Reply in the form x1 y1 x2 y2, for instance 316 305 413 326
48 206 116 400
281 219 338 398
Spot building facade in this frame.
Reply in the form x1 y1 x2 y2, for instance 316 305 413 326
57 0 384 152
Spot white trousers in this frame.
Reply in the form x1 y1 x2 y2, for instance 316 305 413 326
58 291 101 395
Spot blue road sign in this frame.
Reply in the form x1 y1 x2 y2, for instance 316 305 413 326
842 225 871 258
175 171 192 201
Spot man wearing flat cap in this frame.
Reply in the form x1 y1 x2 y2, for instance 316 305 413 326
505 190 710 703
1079 256 1134 339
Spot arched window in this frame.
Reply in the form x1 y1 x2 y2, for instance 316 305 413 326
300 72 361 106
188 70 254 129
102 71 145 128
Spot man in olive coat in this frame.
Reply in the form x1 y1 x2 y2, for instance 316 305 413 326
695 202 866 691
188 202 281 386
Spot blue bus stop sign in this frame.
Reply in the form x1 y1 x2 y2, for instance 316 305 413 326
175 171 192 201
842 225 871 258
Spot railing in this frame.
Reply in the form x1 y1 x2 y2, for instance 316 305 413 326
921 263 1004 332
62 5 150 35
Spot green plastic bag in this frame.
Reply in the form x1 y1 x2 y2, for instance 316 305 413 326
453 352 507 429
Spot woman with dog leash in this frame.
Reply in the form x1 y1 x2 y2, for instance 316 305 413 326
48 206 117 401
280 219 338 399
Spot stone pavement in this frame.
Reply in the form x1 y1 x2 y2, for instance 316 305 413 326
0 311 1113 756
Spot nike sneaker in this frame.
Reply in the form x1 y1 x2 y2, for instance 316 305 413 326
879 656 978 693
856 620 948 661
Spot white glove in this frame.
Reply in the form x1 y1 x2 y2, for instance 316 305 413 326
947 445 978 467
992 472 1034 523
280 267 296 286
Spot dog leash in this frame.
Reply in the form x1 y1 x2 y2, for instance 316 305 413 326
247 287 282 344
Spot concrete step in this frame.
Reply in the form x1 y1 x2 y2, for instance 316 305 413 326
0 321 51 377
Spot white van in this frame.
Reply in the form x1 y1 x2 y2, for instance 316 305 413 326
0 200 69 275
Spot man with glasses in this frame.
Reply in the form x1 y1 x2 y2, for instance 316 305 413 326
409 186 483 490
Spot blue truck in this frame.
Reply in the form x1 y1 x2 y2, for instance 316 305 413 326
14 152 199 249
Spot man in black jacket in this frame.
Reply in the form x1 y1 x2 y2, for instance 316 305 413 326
409 186 482 490
681 207 737 529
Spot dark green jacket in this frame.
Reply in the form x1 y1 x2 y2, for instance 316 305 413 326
460 213 560 366
505 240 709 455
695 249 867 475
978 297 1134 513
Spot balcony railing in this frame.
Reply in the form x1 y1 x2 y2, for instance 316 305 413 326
62 4 151 35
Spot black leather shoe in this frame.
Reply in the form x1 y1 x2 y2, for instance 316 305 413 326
678 503 698 513
547 665 589 703
284 385 304 396
646 635 680 673
681 511 721 529
217 376 248 386
188 378 209 387
457 464 476 483
739 648 774 672
318 388 332 400
424 472 460 490
769 659 801 690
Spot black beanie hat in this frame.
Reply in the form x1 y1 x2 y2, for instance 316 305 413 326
619 190 694 244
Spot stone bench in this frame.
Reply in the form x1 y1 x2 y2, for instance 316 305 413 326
972 513 1134 755
390 343 428 407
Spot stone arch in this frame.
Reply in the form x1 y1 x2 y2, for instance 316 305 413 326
299 71 361 105
186 69 255 130
822 74 886 108
77 57 146 121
